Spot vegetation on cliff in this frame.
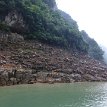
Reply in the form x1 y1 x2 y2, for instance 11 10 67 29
0 0 88 52
0 0 104 60
0 0 107 85
81 30 104 61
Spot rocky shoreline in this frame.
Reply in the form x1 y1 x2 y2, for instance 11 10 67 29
0 34 107 86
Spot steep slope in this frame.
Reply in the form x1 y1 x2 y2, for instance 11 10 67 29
0 0 88 52
58 10 104 61
0 0 107 86
0 38 107 86
81 30 104 61
58 10 79 29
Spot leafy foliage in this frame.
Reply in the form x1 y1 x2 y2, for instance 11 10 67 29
0 0 89 53
81 30 104 60
0 22 10 32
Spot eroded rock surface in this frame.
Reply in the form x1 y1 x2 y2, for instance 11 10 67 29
0 40 107 86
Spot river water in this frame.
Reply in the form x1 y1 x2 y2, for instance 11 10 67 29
0 83 107 107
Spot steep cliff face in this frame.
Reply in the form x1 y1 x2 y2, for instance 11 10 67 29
4 11 27 33
0 0 89 53
0 0 107 86
0 0 105 60
0 0 104 60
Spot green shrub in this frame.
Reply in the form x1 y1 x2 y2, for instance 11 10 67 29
0 0 89 53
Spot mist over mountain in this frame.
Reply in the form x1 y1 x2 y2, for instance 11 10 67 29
100 45 107 64
81 30 104 61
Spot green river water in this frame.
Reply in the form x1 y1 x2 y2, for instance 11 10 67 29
0 83 107 107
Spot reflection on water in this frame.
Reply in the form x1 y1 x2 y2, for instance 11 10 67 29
0 83 107 107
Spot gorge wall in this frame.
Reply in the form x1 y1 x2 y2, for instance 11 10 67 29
0 0 107 86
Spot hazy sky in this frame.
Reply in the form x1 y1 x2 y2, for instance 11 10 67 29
56 0 107 47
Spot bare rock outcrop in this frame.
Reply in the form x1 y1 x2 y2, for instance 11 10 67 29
0 40 107 86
